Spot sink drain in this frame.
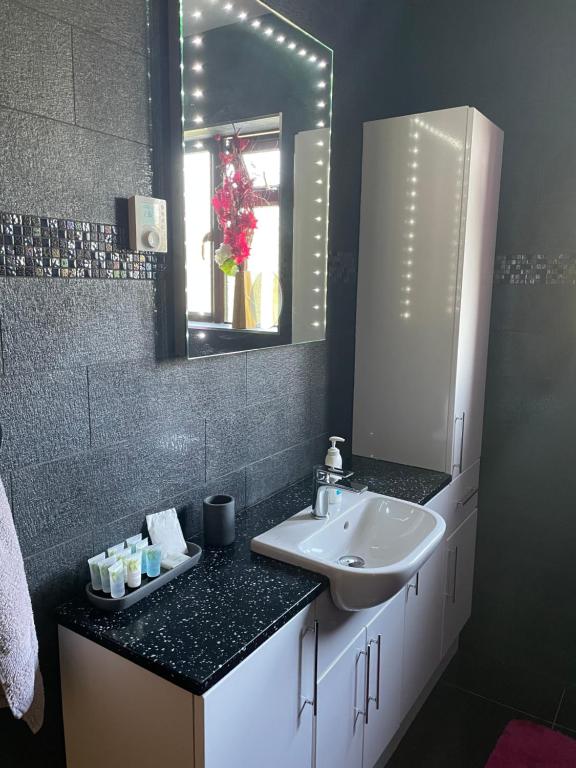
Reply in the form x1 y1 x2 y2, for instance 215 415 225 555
338 555 366 568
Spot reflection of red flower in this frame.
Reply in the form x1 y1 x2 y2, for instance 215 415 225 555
211 134 261 269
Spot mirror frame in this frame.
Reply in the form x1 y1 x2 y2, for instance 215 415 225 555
151 0 333 359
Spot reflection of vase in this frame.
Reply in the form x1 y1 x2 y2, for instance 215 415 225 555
232 269 256 329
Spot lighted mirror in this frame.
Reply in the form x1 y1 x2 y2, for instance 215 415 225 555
178 0 333 357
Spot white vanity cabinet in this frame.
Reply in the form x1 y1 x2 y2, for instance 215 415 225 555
315 626 366 768
401 546 444 714
196 604 316 768
442 508 478 656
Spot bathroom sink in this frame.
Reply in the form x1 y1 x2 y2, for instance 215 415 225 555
251 491 446 611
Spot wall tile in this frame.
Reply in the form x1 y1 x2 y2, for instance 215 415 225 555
0 106 152 222
247 343 311 401
93 468 246 553
0 279 156 374
18 0 148 51
246 340 327 402
0 368 90 471
24 531 93 630
0 0 74 122
309 385 330 437
206 392 309 479
88 353 246 447
246 433 326 506
73 30 149 144
11 418 205 558
490 285 576 336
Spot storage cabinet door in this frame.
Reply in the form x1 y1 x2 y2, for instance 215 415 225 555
363 590 405 768
442 509 478 655
198 606 315 768
401 546 444 715
315 627 366 768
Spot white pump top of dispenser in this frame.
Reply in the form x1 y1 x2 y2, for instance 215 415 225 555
325 436 345 469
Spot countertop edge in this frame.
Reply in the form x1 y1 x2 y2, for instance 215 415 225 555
58 579 326 696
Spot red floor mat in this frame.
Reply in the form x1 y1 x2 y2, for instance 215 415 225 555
486 720 576 767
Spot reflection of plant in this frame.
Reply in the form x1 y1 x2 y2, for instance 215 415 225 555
212 134 260 276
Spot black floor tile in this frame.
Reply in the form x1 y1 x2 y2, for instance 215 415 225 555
386 683 541 768
555 687 576 731
442 650 565 721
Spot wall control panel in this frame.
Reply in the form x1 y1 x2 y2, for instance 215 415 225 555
128 195 168 253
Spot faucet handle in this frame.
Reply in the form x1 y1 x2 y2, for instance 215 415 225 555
314 464 354 481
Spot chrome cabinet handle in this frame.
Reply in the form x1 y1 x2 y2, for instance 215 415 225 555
303 620 319 716
375 635 382 710
313 619 319 716
407 570 419 597
457 487 478 510
452 546 459 604
364 642 371 725
452 412 466 474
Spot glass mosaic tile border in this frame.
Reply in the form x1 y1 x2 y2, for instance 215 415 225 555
0 211 165 280
495 253 576 286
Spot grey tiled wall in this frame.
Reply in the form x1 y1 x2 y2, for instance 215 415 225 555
0 1 328 764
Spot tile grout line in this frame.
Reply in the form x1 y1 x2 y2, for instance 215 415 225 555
11 0 148 57
552 687 566 728
0 101 152 149
441 680 556 725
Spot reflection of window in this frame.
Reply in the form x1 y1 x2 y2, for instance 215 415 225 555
185 134 281 330
184 150 212 317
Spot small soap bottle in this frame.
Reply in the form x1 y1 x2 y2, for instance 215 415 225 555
325 436 345 513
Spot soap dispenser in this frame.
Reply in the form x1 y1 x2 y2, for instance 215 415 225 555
325 436 345 469
325 436 345 511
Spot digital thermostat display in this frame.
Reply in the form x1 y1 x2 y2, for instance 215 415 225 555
128 195 168 253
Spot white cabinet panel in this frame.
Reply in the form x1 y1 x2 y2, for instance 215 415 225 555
426 460 480 537
315 627 366 768
401 547 444 714
451 111 504 476
363 590 405 768
198 606 315 768
442 509 478 656
353 107 503 475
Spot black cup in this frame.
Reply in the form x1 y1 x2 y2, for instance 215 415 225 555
203 494 235 547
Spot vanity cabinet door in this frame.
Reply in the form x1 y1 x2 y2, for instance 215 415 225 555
197 605 315 768
442 508 478 656
315 627 366 768
362 590 405 768
401 546 444 715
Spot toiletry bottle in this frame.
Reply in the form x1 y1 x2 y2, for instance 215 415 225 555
325 436 345 513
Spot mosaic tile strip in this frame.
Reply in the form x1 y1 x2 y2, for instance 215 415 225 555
0 212 165 280
495 254 576 286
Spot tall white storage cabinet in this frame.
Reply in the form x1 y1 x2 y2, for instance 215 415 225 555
353 107 503 476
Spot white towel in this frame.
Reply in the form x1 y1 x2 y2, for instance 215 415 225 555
0 474 44 733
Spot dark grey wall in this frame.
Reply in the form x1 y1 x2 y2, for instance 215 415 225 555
0 1 327 764
396 0 576 694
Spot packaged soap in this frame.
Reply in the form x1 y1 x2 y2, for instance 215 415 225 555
161 552 190 570
145 544 162 577
134 538 149 573
108 561 125 599
98 555 118 594
126 550 142 589
107 542 126 558
87 552 106 591
126 533 143 553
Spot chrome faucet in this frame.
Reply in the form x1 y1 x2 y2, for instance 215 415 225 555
311 465 367 519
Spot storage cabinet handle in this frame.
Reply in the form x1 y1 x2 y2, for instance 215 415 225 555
452 412 466 474
408 571 419 597
303 620 319 716
364 642 371 725
451 546 459 604
457 487 478 509
375 635 382 710
313 619 319 716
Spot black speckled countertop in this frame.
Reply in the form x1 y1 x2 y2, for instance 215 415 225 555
56 457 450 696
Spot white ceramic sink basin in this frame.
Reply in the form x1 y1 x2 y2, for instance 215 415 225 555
251 491 446 611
